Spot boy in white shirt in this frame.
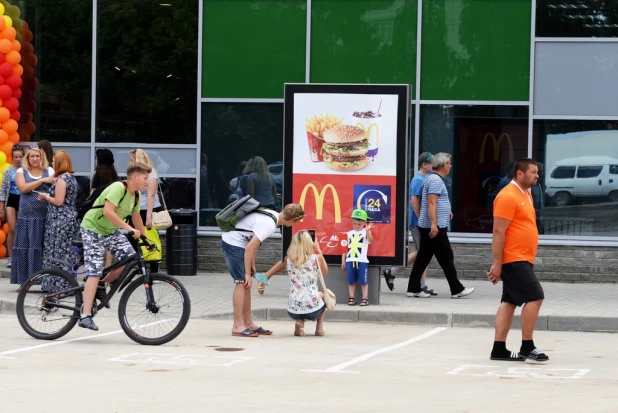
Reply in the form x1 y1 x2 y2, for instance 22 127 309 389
341 209 374 306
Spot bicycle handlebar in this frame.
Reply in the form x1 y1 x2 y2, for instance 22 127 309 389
127 231 158 252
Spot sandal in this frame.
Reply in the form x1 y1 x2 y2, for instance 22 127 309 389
359 298 369 307
257 282 265 295
294 320 305 337
348 297 357 306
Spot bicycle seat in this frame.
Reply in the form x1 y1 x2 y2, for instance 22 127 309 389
71 240 84 248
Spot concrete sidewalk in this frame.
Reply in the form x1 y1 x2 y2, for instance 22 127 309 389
1 259 618 332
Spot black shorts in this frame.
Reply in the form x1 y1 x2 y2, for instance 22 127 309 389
7 193 20 211
501 261 544 306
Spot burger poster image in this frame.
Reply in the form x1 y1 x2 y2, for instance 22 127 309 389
283 84 410 266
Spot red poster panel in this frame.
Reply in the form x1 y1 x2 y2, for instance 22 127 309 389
284 84 410 266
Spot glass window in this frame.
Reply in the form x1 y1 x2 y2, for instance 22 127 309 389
202 0 306 98
534 42 618 117
551 166 576 179
536 0 618 37
577 166 603 178
534 120 618 237
54 146 91 175
310 0 417 92
200 103 284 226
161 178 196 210
420 105 529 234
21 1 92 143
421 0 531 101
96 1 198 144
96 147 197 176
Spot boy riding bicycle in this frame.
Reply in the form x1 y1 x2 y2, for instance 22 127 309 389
79 161 151 331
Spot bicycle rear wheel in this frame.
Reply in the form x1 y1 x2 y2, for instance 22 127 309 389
16 269 82 340
118 273 191 345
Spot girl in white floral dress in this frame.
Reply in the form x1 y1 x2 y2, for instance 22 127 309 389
264 230 328 336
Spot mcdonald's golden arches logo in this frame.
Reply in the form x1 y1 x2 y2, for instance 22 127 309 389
479 132 514 164
298 183 342 223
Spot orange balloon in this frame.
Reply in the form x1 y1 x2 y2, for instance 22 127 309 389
8 132 18 143
5 50 20 66
0 130 8 144
0 141 13 157
0 230 6 245
0 39 11 54
0 107 9 122
1 27 16 41
11 40 21 52
0 245 6 258
12 64 23 76
2 222 8 234
0 17 5 32
2 119 17 134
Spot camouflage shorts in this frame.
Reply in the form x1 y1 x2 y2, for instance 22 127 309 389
80 228 135 277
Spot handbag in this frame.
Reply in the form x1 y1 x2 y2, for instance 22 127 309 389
142 227 162 262
152 183 172 230
317 264 336 310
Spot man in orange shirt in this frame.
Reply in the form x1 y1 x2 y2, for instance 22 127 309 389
488 158 548 362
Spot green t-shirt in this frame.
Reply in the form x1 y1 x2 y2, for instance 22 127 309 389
81 181 140 235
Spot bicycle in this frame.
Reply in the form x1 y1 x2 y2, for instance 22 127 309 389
16 233 191 345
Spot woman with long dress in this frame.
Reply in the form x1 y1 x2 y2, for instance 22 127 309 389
10 145 55 287
40 151 79 292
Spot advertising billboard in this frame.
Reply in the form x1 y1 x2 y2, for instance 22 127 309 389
283 84 410 266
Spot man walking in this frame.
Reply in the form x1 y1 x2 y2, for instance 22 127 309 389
407 153 474 299
488 158 548 362
221 203 304 337
383 152 436 295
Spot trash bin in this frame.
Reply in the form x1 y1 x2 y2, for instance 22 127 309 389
166 209 197 275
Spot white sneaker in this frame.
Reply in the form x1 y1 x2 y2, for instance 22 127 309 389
406 291 431 298
6 257 11 268
452 287 475 299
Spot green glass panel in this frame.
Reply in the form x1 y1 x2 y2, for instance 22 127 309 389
311 0 417 92
202 1 306 98
421 0 531 101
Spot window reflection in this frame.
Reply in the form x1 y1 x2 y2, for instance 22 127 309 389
161 178 196 210
534 120 618 236
96 0 198 144
420 105 530 234
200 103 284 226
537 0 618 37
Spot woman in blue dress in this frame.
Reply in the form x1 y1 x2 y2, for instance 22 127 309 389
0 146 25 268
10 145 55 287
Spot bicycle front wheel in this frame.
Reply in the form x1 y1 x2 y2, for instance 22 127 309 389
16 269 82 340
118 273 191 345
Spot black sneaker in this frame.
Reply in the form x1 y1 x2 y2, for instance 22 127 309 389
422 286 438 296
383 269 396 291
519 348 549 362
96 284 111 309
78 316 99 331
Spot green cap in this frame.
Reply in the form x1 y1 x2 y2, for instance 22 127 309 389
351 209 368 221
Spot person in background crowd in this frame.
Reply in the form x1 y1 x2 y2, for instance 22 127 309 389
207 157 230 209
0 146 25 268
383 152 436 295
246 156 277 210
37 140 54 170
262 230 328 337
498 161 515 192
229 160 248 202
11 145 55 288
488 158 548 362
130 149 163 273
91 149 119 191
407 153 475 299
40 151 79 291
530 163 545 235
239 157 255 196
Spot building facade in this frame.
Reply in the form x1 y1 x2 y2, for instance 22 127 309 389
16 0 618 278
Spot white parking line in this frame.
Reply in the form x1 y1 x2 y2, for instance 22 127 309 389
0 319 171 357
303 327 448 373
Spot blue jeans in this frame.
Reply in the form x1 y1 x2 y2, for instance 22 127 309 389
221 241 246 283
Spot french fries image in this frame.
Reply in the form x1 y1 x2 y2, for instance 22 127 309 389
305 114 344 139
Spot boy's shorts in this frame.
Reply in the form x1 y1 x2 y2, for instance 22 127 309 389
221 240 246 284
80 228 135 277
346 261 369 285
